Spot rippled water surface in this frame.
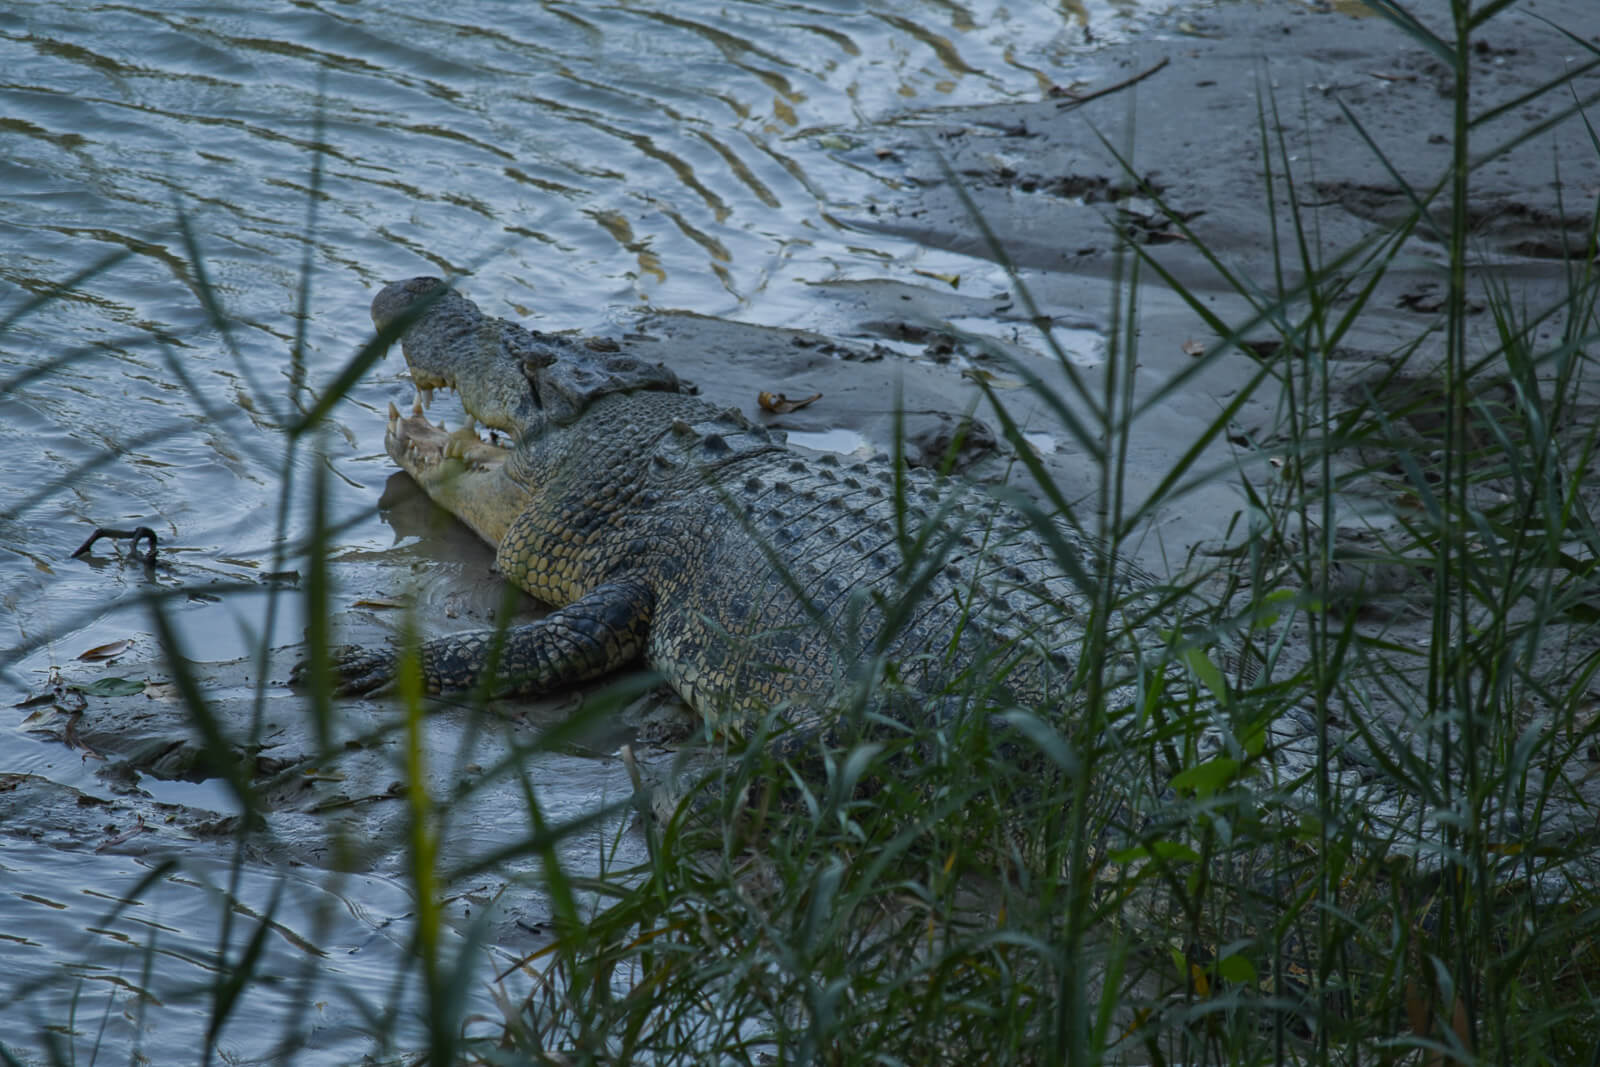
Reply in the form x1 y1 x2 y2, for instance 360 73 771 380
0 0 1176 681
2 0 1175 1059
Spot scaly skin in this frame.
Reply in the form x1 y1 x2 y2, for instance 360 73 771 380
315 278 1590 909
330 277 1105 740
327 278 1481 874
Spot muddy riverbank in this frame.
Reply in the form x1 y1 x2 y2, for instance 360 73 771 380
8 0 1600 1060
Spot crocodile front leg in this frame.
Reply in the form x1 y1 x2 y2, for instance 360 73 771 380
319 577 655 697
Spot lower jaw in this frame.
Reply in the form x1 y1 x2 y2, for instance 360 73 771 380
384 402 522 547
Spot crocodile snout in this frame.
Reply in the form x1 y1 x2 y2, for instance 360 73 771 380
371 276 449 336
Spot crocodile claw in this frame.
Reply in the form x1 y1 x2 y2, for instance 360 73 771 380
290 645 399 696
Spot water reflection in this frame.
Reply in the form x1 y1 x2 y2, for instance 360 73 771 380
0 838 505 1062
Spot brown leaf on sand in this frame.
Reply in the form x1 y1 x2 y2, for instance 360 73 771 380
77 639 132 661
353 597 407 610
912 269 961 289
960 367 1024 389
758 391 822 414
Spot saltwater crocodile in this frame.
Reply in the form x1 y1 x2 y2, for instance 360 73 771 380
326 276 1159 749
320 278 1600 881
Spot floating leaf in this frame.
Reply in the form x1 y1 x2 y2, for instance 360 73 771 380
13 689 60 709
77 639 132 661
95 816 150 852
758 391 822 414
1181 338 1206 357
78 677 147 697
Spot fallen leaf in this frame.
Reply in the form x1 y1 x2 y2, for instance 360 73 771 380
758 391 823 414
77 677 147 697
353 597 407 610
913 269 961 289
95 816 150 852
62 711 103 759
1394 491 1425 510
78 639 132 661
1182 338 1206 357
13 689 60 709
960 367 1025 389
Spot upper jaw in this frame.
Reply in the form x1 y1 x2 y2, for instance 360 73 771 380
370 276 464 400
370 277 541 440
370 276 449 338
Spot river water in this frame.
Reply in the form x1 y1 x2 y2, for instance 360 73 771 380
1 0 1181 1060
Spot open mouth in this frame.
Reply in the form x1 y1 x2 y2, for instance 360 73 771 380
385 391 510 477
382 387 527 546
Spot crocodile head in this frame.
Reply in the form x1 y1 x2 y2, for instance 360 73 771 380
369 277 680 544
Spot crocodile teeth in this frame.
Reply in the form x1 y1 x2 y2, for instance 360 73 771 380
412 396 424 418
422 386 434 409
388 400 401 421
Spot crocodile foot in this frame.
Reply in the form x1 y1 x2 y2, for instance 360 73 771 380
290 646 399 696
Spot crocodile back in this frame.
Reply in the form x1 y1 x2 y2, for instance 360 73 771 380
495 390 1144 735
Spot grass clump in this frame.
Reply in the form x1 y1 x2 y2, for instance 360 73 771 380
483 3 1600 1062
